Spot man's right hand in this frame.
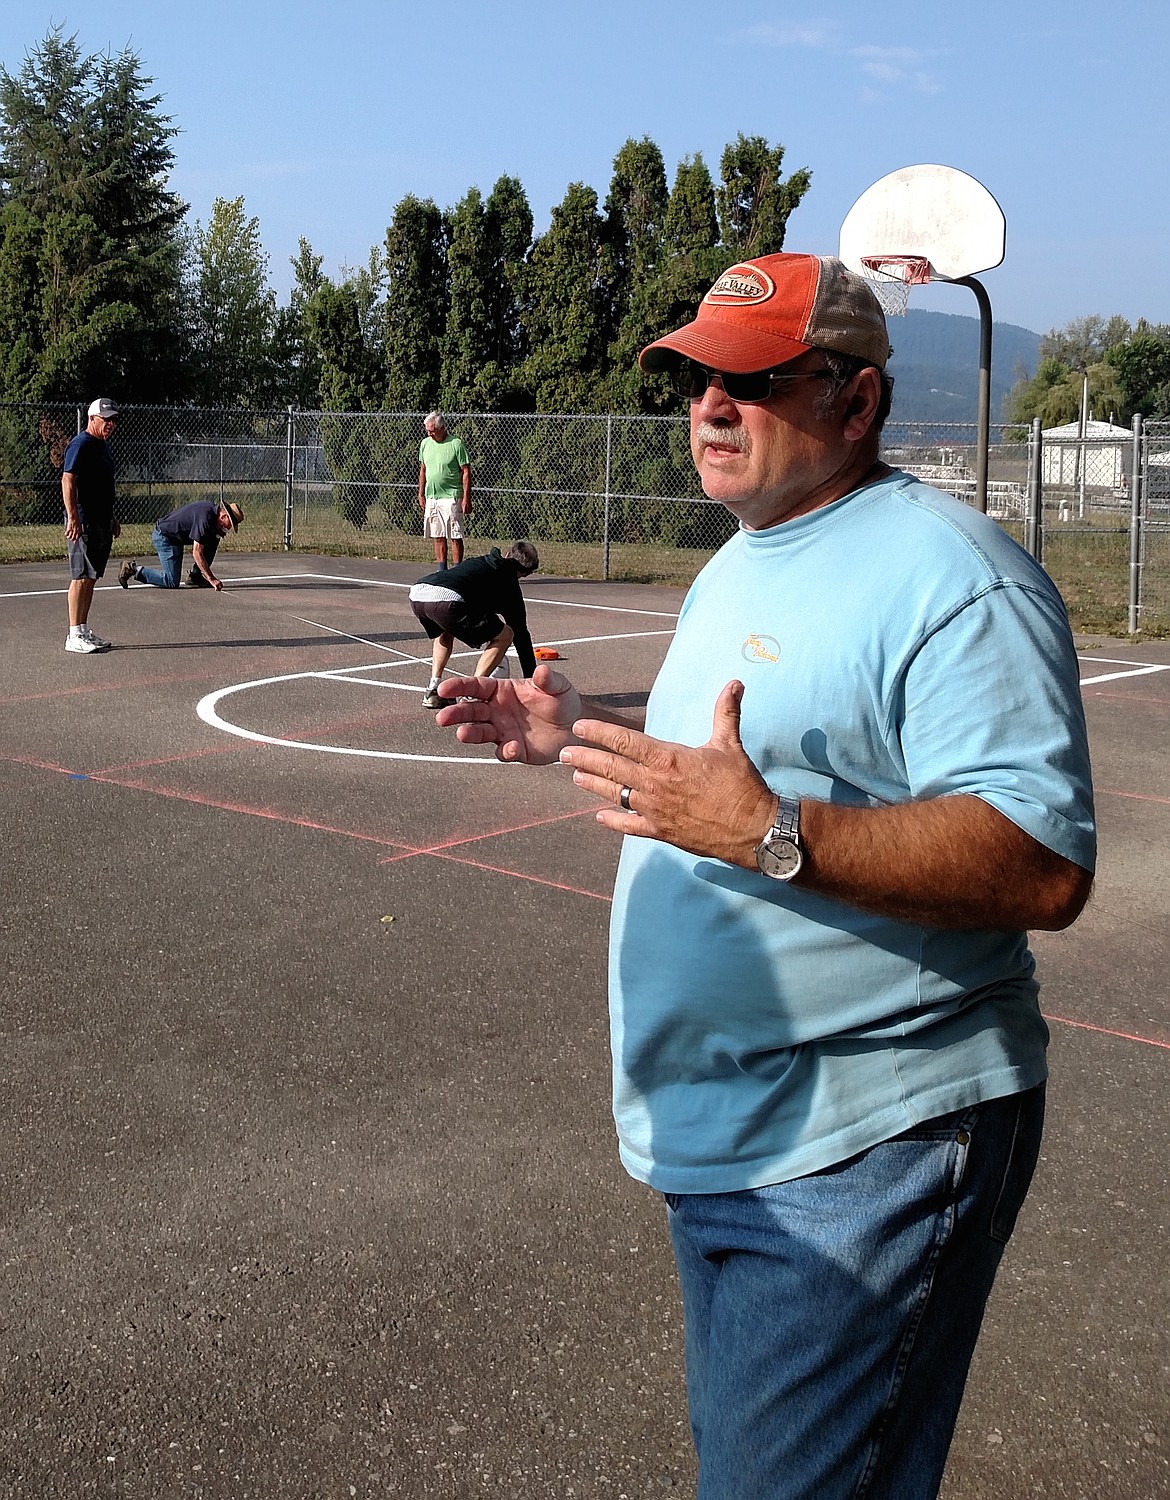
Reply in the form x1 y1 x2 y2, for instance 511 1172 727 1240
434 664 583 764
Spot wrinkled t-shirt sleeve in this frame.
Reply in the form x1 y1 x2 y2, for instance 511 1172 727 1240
898 580 1096 871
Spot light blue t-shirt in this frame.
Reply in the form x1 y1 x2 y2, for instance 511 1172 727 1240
608 471 1095 1194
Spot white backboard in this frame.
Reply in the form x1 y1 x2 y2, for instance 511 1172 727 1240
839 164 1006 282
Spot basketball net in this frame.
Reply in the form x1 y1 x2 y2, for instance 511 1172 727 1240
859 255 932 317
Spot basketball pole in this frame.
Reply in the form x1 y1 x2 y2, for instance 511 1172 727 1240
955 276 993 514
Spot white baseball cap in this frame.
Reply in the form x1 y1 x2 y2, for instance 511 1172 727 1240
87 397 120 418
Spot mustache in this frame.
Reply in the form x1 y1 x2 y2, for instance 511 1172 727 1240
694 422 749 453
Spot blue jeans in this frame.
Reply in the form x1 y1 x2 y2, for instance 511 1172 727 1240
665 1085 1045 1500
137 529 219 588
136 528 184 588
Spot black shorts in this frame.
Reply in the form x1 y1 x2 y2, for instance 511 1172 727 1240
411 598 503 648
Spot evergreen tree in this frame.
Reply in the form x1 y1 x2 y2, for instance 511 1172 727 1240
603 138 669 412
520 182 609 412
187 196 276 406
716 133 810 260
0 27 187 401
484 174 533 387
441 178 534 411
441 186 495 408
616 154 727 413
383 194 446 409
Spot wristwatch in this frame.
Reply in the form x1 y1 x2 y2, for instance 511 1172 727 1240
754 796 803 881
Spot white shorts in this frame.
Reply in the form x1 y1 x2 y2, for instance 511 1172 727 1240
423 499 465 540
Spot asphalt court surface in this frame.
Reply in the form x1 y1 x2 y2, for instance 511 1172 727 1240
1 552 1167 1499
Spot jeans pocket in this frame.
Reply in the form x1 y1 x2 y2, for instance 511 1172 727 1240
989 1085 1046 1244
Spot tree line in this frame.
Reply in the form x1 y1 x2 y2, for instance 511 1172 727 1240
0 28 812 419
1006 315 1170 426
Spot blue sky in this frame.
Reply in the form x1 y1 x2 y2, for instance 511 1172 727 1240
2 1 1165 336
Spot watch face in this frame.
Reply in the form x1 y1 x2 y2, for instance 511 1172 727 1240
756 838 802 880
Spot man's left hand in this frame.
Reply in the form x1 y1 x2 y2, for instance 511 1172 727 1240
560 679 776 869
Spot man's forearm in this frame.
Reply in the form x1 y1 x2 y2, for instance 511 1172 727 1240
798 794 1092 932
564 697 1090 934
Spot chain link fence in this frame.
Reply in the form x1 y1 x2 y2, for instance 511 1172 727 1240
2 402 1167 631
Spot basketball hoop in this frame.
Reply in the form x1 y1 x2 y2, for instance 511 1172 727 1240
859 254 932 317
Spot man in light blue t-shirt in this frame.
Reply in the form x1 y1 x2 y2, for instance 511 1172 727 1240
432 253 1095 1500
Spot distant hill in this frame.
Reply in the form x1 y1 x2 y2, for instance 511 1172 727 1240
885 309 1041 425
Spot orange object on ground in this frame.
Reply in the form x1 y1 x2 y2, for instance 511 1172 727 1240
534 646 560 660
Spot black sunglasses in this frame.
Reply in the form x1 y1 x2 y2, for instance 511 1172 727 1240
672 359 837 404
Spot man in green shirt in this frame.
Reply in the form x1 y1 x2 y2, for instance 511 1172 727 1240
417 411 471 570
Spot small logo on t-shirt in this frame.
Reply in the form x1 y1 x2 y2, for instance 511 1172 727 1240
741 633 780 663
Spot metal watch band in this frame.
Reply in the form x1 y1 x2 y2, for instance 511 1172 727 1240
772 796 800 844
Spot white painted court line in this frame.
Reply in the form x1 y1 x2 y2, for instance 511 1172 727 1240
200 622 678 763
197 670 503 764
0 568 681 619
1079 655 1166 667
314 675 423 693
1079 665 1170 685
291 616 431 663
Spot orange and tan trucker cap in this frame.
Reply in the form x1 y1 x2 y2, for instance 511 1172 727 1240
639 253 891 375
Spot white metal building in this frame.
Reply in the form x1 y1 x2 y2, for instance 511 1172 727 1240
1041 419 1132 490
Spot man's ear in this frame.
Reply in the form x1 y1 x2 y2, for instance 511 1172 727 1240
842 367 883 440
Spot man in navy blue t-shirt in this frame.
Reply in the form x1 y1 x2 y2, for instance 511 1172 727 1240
120 499 243 592
62 397 121 654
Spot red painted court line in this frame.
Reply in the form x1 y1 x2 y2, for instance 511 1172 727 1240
0 667 224 706
1097 787 1170 807
88 773 419 852
425 847 613 903
1084 687 1170 708
91 743 238 775
0 748 83 777
88 700 410 777
1044 1012 1170 1052
376 806 597 865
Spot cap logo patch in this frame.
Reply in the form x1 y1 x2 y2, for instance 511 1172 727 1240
704 264 775 307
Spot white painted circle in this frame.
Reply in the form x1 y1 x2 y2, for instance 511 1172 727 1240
197 667 507 764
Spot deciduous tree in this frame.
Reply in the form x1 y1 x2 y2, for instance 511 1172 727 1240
187 196 276 406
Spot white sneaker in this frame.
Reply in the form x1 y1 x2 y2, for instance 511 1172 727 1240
489 658 511 680
65 632 102 654
81 625 112 650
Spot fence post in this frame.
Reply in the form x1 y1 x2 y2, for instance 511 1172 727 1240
602 414 613 581
1128 413 1143 635
1026 417 1043 561
284 406 295 551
